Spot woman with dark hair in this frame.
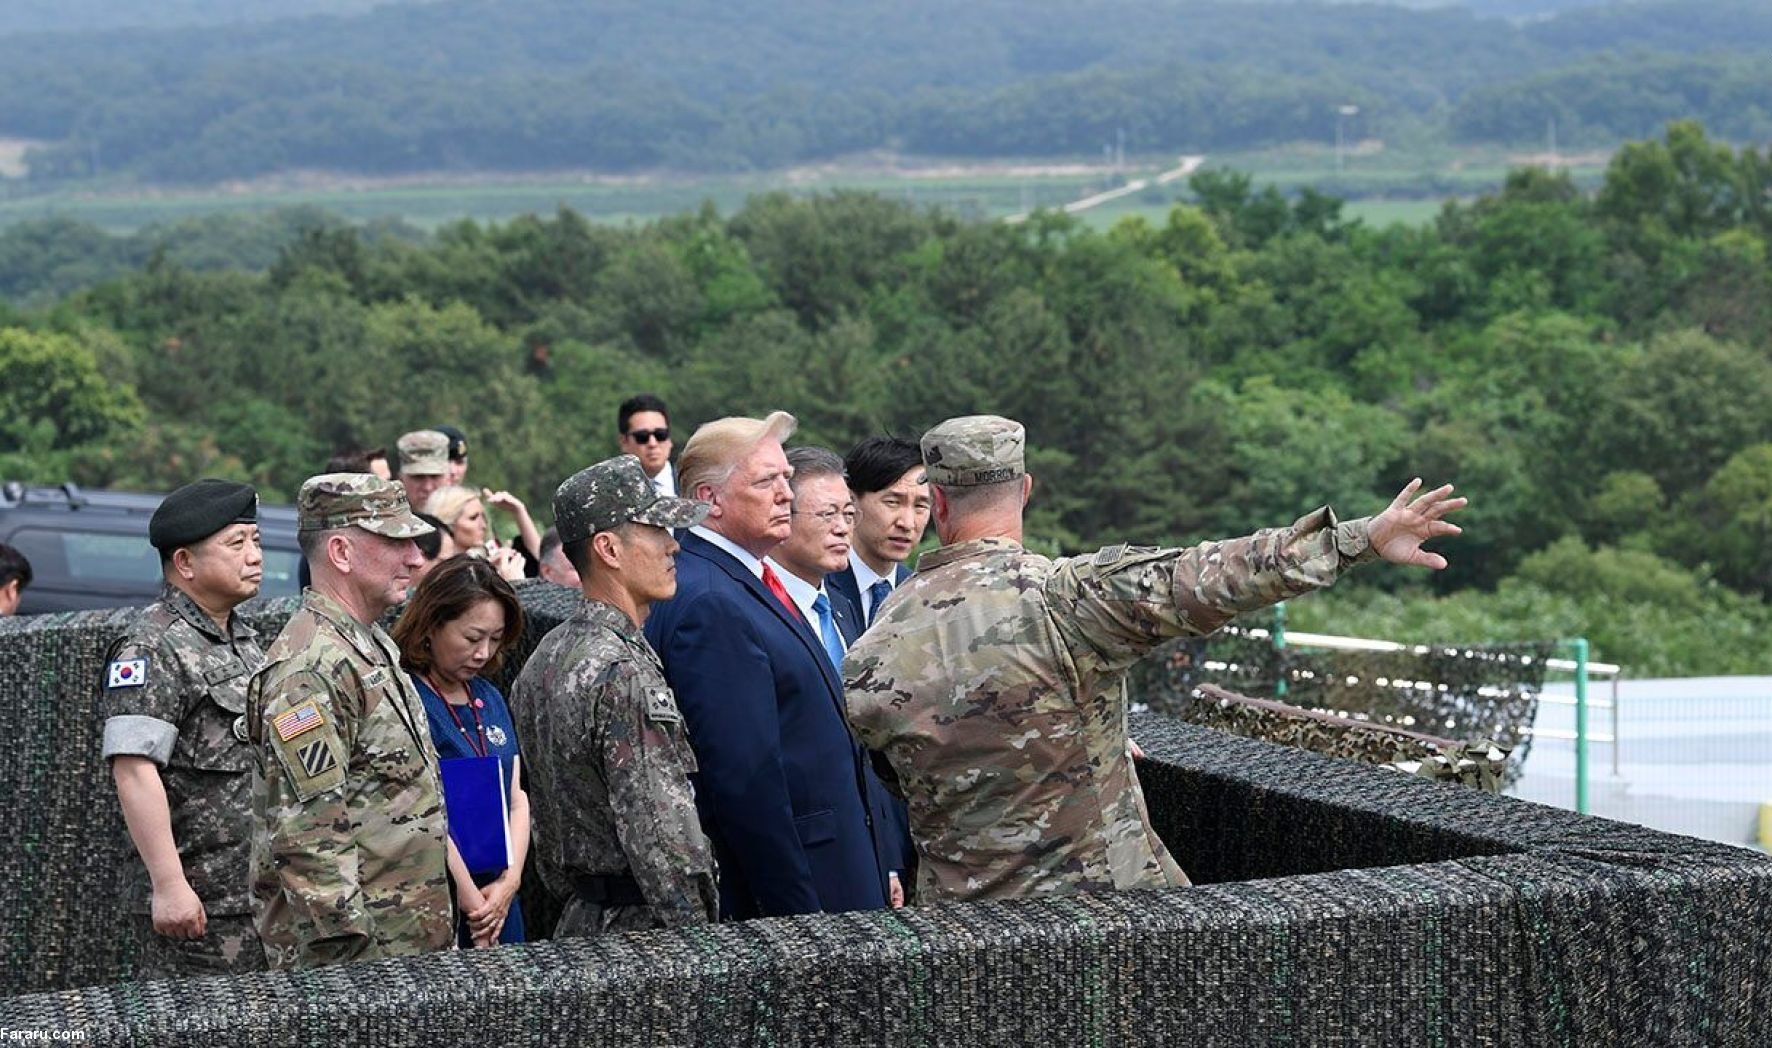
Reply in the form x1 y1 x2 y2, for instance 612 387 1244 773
393 556 530 947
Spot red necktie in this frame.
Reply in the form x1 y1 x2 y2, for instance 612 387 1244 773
761 563 804 623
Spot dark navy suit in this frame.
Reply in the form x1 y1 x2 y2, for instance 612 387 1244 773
645 531 886 918
829 562 913 629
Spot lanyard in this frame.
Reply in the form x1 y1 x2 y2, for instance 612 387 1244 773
431 677 489 759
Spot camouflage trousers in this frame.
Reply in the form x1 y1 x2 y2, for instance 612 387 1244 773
133 912 265 980
553 896 663 938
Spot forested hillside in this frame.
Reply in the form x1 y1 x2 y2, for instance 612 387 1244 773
1 0 401 34
3 122 1769 672
1 0 1768 182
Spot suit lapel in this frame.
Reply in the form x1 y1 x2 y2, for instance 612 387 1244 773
829 590 863 648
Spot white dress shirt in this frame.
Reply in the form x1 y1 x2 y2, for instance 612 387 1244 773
689 525 764 579
769 561 845 654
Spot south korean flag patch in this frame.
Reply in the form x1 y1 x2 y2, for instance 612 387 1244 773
107 658 148 689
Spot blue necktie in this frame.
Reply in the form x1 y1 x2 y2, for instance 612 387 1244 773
811 593 845 671
866 578 893 625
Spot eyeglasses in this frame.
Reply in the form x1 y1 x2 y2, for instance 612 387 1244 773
794 507 858 529
626 428 670 444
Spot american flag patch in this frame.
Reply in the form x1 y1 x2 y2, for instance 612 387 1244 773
274 701 324 742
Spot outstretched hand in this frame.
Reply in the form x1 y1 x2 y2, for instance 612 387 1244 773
1367 479 1465 570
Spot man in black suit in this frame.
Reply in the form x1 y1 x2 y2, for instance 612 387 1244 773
828 436 931 628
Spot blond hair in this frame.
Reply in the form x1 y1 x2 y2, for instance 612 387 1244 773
423 484 480 530
677 411 797 499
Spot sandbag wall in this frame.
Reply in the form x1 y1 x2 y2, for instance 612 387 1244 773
6 716 1769 1046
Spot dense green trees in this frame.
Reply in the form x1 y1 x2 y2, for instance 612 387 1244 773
1 1 1769 183
4 122 1772 673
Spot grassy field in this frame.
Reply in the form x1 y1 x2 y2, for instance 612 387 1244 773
0 142 1605 233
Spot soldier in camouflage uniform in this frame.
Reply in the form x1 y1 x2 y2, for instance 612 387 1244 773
843 415 1466 904
512 455 719 935
102 479 267 978
246 473 454 969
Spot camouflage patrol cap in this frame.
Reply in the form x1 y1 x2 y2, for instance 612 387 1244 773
297 473 436 539
554 454 709 545
396 429 450 477
921 415 1027 487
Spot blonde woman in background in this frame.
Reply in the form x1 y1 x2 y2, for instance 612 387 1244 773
425 485 541 581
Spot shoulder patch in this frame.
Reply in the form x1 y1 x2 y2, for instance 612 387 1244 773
273 726 346 802
273 700 326 742
296 736 339 778
645 686 683 725
1093 543 1130 567
107 658 148 689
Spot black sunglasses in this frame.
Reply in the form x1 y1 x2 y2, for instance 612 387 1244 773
626 427 671 444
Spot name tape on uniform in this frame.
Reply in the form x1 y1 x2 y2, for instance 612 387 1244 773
274 700 326 742
107 658 148 689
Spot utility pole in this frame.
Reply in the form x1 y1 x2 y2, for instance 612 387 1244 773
1116 126 1125 173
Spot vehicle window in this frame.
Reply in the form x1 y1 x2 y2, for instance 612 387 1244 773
261 548 300 597
8 528 160 588
6 526 299 597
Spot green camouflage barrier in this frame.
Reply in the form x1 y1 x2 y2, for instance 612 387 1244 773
1181 683 1512 791
5 590 1767 1046
1130 628 1550 785
5 716 1769 1045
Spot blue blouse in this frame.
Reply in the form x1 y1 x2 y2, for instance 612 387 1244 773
413 673 525 946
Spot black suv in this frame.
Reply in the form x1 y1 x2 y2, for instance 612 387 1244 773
0 481 304 615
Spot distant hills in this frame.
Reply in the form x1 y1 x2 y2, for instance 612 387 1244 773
2 1 403 34
0 0 1766 184
0 0 1621 35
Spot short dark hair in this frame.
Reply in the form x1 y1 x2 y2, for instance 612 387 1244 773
392 556 525 677
844 436 924 496
562 521 647 576
325 446 388 474
539 526 563 563
785 446 845 493
0 542 32 590
618 394 670 434
563 535 594 576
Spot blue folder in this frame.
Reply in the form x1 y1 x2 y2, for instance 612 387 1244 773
439 755 511 876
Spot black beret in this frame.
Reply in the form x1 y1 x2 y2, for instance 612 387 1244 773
434 424 469 461
149 479 259 553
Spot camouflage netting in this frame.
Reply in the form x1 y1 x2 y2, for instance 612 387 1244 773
1181 683 1512 791
6 590 1769 1045
1129 626 1553 784
5 717 1769 1044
